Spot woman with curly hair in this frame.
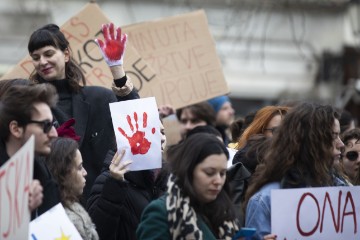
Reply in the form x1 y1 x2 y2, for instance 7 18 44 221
46 137 98 240
136 133 239 239
243 102 347 239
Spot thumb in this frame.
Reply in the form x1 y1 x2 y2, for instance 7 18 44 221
95 39 105 50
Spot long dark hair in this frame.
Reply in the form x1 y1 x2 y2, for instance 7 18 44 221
244 102 340 207
46 137 80 207
28 24 86 91
167 133 235 233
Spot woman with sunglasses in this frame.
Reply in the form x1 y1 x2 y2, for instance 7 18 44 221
340 128 360 185
27 22 139 202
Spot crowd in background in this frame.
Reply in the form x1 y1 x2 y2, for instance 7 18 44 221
0 21 359 240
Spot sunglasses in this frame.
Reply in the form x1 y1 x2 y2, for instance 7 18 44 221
27 119 57 133
345 151 360 161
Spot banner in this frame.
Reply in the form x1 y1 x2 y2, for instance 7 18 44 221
123 10 229 108
0 136 34 240
271 186 360 239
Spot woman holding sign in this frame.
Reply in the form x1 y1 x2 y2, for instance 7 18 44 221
46 137 99 240
136 133 239 239
27 22 139 202
243 102 347 240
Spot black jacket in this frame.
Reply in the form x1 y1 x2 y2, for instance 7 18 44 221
0 140 61 219
87 151 167 240
51 84 139 203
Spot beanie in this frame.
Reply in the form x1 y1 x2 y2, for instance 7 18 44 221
207 95 230 113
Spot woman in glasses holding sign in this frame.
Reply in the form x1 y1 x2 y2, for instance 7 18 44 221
27 22 139 202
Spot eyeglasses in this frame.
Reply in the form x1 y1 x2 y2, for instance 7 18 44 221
263 127 278 134
27 119 57 133
345 151 360 161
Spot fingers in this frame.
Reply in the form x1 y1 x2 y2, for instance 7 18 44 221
111 149 125 167
109 149 132 181
28 180 43 212
263 234 277 240
121 33 127 47
116 27 122 41
95 39 104 49
109 23 115 40
102 24 110 41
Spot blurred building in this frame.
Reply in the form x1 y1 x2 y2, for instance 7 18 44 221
1 0 360 120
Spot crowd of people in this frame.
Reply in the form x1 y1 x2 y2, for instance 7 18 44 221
0 21 359 240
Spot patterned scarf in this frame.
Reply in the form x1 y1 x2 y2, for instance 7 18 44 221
166 174 238 240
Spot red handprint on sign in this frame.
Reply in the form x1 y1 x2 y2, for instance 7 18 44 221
118 112 155 155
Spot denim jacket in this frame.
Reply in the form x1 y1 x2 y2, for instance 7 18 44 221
245 176 348 240
245 182 280 240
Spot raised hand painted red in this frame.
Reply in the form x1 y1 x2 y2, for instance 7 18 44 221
118 112 155 155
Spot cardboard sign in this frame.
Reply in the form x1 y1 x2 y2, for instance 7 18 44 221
271 186 360 239
1 3 160 100
123 10 229 109
29 203 83 240
0 136 34 240
109 97 162 171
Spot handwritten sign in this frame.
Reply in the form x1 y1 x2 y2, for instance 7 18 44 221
271 186 360 239
29 203 83 240
1 3 161 101
123 10 229 109
0 136 34 240
109 97 162 171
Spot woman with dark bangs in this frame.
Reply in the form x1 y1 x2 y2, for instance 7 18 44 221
243 102 347 239
27 23 139 202
137 133 239 239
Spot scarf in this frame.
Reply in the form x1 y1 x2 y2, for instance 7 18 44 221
166 174 238 240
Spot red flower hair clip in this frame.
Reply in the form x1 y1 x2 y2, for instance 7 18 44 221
56 118 81 142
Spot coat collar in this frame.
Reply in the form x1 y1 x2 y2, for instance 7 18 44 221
72 91 90 147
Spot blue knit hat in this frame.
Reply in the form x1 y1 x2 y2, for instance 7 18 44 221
207 95 230 113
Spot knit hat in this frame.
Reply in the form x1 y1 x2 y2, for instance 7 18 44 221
207 95 230 113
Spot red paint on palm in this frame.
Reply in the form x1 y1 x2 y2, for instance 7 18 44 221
118 112 155 155
104 40 124 61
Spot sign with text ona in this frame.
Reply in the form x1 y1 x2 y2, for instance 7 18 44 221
0 136 34 240
271 186 360 240
123 10 229 109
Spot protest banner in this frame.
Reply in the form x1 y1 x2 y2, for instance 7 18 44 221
29 203 83 240
1 3 160 102
271 186 360 239
109 97 162 171
0 136 34 240
123 10 229 109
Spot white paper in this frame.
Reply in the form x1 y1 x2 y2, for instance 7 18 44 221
271 186 360 239
110 97 162 171
29 203 83 240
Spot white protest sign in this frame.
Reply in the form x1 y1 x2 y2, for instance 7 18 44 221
29 203 83 240
0 135 34 240
110 97 162 171
271 186 360 240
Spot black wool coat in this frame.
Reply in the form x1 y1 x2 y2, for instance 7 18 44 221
87 151 168 240
51 85 139 203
